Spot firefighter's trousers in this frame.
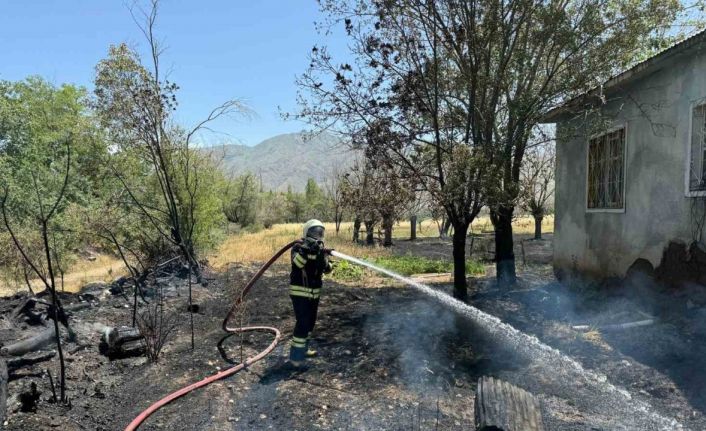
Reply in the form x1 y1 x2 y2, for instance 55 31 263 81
289 291 320 361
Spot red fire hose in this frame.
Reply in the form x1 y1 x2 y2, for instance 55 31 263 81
124 240 302 431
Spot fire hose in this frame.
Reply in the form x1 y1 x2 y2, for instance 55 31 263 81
125 240 307 431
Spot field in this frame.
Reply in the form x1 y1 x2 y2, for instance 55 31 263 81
0 216 553 297
209 215 554 268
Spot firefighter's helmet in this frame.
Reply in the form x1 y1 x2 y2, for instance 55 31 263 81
302 219 325 240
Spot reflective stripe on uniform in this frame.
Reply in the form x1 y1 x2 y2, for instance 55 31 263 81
289 285 321 299
291 336 307 348
308 254 318 260
293 254 307 268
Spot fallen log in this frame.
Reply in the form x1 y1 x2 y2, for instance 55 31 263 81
474 376 545 431
63 302 92 313
0 360 6 427
7 351 56 371
100 326 145 358
0 327 55 357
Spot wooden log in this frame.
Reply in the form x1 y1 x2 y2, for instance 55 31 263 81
474 376 545 431
115 339 146 357
11 297 37 320
100 326 144 357
0 359 7 428
0 327 55 357
7 351 56 371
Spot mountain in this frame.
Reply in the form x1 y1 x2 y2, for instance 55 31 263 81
205 132 354 192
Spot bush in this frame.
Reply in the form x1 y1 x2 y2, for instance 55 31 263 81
330 259 365 281
373 255 451 276
329 254 485 281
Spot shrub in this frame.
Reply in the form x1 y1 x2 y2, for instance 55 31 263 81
330 259 365 281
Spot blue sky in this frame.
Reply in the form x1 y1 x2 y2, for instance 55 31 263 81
0 1 347 146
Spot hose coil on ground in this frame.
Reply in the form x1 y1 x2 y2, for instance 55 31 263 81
124 240 301 431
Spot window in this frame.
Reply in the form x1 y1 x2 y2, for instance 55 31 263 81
689 104 706 193
587 127 625 210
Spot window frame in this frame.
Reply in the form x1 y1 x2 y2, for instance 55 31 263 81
585 124 628 213
685 100 706 197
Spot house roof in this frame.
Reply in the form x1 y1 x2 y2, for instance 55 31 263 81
541 29 706 123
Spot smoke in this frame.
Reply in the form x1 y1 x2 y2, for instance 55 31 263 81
333 250 689 430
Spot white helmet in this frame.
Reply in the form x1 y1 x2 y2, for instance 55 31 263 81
302 219 325 240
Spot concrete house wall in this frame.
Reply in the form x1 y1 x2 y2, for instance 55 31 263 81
552 47 706 277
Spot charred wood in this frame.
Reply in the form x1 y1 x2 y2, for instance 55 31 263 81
0 327 55 357
100 326 145 358
474 376 544 431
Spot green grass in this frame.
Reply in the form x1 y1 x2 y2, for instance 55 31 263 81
330 259 366 281
330 254 484 282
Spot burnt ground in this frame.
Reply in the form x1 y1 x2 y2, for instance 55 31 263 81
1 236 706 430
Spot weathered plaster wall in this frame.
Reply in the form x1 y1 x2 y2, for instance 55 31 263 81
554 48 706 277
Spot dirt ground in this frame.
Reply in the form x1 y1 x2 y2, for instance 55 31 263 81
2 236 706 430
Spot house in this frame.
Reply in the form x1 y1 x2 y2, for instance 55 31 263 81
541 30 706 280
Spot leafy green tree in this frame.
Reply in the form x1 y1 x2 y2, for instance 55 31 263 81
223 173 260 227
286 185 306 223
304 178 327 220
0 77 114 402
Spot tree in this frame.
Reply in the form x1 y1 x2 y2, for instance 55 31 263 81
286 185 306 223
297 0 686 293
341 156 414 247
223 173 259 227
93 0 240 348
304 178 327 220
1 140 72 403
0 77 112 401
323 166 346 235
519 143 555 240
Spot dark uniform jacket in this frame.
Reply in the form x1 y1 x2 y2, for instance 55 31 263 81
289 242 332 298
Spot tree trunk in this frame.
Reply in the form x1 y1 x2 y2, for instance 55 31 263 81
352 217 361 242
533 214 543 240
382 215 393 247
410 215 417 240
492 205 517 286
335 210 342 235
451 221 470 301
364 220 375 246
440 218 451 239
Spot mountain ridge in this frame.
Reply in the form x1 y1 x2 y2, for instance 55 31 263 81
203 132 353 192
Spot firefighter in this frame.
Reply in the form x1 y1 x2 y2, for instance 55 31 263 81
289 219 332 366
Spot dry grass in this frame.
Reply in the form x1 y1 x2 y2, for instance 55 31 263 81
209 215 553 269
0 254 126 296
392 215 554 238
581 328 613 352
209 222 391 269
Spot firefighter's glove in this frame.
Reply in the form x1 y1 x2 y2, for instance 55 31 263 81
304 237 322 254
